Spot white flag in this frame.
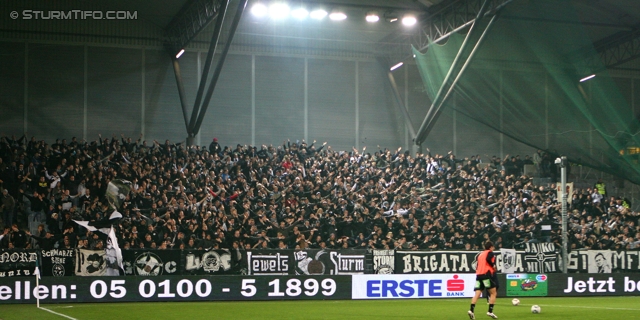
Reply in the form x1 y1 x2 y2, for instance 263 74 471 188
73 220 110 235
587 250 612 273
105 226 124 276
500 248 517 274
76 249 106 276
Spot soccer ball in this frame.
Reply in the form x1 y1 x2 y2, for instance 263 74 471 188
511 298 520 306
531 305 541 314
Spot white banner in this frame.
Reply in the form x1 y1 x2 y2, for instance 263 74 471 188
352 274 476 299
106 226 123 276
587 250 613 273
500 248 517 274
555 182 574 203
75 249 106 276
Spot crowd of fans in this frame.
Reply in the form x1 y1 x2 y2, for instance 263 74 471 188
1 133 639 253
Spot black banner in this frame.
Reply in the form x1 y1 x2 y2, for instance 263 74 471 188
0 275 352 304
566 250 640 273
246 250 368 275
123 250 180 276
395 250 529 274
0 250 38 278
246 250 290 275
181 250 233 275
396 249 640 274
524 242 558 273
371 250 395 274
292 249 367 275
40 249 74 277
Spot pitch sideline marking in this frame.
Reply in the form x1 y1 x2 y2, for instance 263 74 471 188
437 298 640 311
38 306 78 320
539 304 640 311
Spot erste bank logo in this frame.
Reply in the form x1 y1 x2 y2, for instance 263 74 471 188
447 274 465 292
352 274 475 299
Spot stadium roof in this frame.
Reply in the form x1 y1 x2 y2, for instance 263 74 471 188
1 0 639 67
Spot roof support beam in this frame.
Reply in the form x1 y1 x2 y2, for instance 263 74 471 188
191 0 249 136
171 57 192 131
164 0 226 56
164 0 231 143
188 0 230 136
414 0 500 145
413 0 513 52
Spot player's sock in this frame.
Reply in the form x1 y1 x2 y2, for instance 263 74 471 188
470 304 476 312
488 304 494 313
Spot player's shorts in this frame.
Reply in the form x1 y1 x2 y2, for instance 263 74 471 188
491 273 499 289
475 274 497 291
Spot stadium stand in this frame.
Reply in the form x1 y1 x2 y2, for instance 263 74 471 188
1 134 638 253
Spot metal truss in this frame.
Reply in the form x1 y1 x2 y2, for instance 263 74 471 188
414 0 499 146
583 26 640 71
412 0 512 52
166 0 247 144
376 0 513 66
413 1 640 71
164 0 225 54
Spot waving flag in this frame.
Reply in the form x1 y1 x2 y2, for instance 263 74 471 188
105 179 132 211
73 179 131 276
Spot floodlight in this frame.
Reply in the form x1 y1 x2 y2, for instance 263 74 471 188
390 62 404 71
402 14 417 26
310 8 327 20
291 7 309 20
329 9 347 21
365 11 380 23
580 74 596 82
269 3 290 20
250 3 268 17
175 49 185 59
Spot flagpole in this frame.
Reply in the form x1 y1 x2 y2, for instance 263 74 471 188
557 156 568 274
36 273 40 308
35 258 41 308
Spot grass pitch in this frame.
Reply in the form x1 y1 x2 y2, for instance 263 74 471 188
1 297 638 320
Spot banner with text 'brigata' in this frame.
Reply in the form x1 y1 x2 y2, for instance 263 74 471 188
395 251 527 274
